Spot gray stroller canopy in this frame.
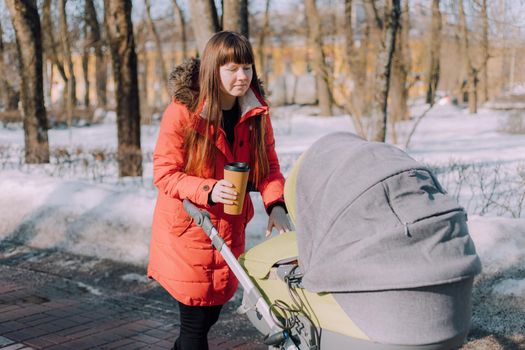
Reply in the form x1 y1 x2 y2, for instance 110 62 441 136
294 132 481 293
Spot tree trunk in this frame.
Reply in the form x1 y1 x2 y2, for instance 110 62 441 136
6 0 49 164
0 18 9 110
480 0 489 104
82 22 90 108
59 0 77 127
104 0 142 177
364 0 384 31
304 0 332 116
344 0 355 75
458 0 477 114
85 0 107 108
425 0 442 106
0 17 19 110
139 52 150 124
172 0 188 61
223 0 249 38
509 28 517 90
371 0 401 142
357 20 372 127
342 0 364 136
44 54 52 107
389 0 410 131
135 20 149 123
144 0 169 96
42 0 68 87
188 0 220 55
257 0 271 86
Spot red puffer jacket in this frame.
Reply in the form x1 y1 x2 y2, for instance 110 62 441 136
148 59 285 306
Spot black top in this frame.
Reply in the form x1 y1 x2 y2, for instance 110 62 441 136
219 100 288 214
222 100 241 146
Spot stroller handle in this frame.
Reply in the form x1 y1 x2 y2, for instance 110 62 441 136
183 198 204 224
183 199 225 251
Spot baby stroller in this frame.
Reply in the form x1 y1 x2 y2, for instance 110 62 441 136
183 132 481 350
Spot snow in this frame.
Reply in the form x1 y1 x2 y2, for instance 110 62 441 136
468 216 525 274
121 273 151 284
1 102 525 299
75 281 103 296
403 104 525 165
0 170 155 265
493 278 525 297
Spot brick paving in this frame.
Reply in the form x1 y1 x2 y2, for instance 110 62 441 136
0 265 266 350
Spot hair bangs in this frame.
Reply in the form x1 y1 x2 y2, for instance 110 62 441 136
217 34 254 66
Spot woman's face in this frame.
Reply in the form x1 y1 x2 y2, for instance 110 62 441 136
219 62 253 97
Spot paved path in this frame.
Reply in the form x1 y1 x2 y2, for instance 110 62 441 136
0 246 266 350
1 244 524 350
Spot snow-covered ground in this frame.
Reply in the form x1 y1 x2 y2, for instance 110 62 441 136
1 102 525 314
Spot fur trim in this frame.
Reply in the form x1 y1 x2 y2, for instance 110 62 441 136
167 57 266 111
168 58 200 111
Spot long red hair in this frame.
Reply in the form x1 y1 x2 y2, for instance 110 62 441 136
184 31 269 187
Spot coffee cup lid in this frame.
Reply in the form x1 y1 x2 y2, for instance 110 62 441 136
224 162 250 172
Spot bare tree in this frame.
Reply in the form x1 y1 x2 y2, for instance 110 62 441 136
371 0 401 142
172 0 188 61
0 17 18 110
343 0 354 74
6 0 49 163
304 0 333 116
364 0 384 30
42 0 68 94
188 0 220 55
223 0 249 38
135 16 150 123
425 0 442 106
389 0 410 143
257 0 271 86
458 0 477 114
479 0 489 104
85 0 107 108
58 0 77 127
144 0 169 96
0 18 6 109
340 0 371 137
104 0 142 177
404 0 440 149
81 24 90 108
0 17 11 110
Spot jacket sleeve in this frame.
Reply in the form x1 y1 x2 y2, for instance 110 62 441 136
153 104 217 207
258 113 286 214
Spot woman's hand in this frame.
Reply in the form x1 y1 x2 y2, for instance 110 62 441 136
266 206 292 237
211 180 237 205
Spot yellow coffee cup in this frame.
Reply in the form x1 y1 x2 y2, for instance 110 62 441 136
223 162 250 215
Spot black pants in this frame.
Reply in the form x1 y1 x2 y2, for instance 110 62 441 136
172 301 223 350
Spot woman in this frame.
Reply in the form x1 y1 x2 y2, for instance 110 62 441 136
148 31 291 350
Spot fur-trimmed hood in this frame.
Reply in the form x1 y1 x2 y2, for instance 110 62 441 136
167 58 265 113
168 58 201 111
